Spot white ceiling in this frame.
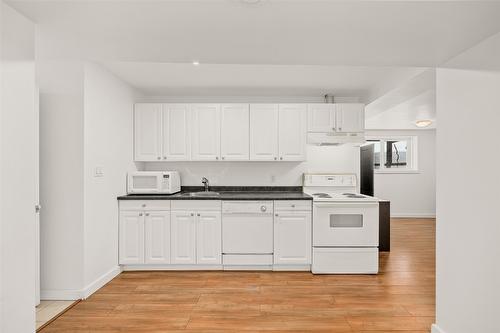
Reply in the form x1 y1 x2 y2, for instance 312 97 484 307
8 0 500 66
103 62 426 102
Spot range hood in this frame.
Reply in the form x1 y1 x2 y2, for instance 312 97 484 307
307 132 365 146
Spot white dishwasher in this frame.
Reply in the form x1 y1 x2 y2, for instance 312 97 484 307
222 201 274 269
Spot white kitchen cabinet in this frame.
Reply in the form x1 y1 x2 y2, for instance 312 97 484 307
162 104 190 161
196 211 222 265
307 104 336 132
191 104 221 161
249 104 279 161
134 103 162 161
144 211 171 264
278 104 307 161
335 103 365 133
220 104 249 161
274 208 311 266
171 211 197 264
119 211 145 265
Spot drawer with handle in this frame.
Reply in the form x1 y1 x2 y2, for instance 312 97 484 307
274 200 312 211
119 200 171 211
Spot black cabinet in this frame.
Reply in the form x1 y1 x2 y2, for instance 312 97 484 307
379 200 390 252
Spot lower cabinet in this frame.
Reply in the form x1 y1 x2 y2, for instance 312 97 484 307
119 210 170 265
171 210 222 265
274 209 312 266
170 211 197 264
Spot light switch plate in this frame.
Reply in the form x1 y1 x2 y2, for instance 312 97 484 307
94 166 104 177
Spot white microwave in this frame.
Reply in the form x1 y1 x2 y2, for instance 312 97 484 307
127 171 181 194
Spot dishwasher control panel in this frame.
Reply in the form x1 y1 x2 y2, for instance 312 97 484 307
222 201 274 214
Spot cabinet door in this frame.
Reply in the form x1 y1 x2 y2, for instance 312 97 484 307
307 104 335 132
274 212 311 265
278 104 307 161
171 211 196 264
249 104 279 161
162 104 190 161
335 103 365 133
119 211 144 265
191 104 221 161
134 103 162 161
220 104 249 161
196 211 222 265
144 211 171 264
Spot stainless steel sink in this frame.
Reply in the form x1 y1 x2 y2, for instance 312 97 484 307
183 191 220 197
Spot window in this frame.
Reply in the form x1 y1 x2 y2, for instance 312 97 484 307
366 136 418 173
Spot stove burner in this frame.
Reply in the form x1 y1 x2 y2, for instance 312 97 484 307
313 193 332 198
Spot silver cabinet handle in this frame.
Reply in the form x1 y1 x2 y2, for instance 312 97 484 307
157 156 161 160
145 213 150 216
260 205 267 212
280 157 283 160
163 156 167 160
142 204 146 207
275 213 279 217
190 213 194 216
222 156 225 160
215 156 219 160
139 213 143 216
197 213 200 217
338 127 342 131
274 157 277 160
291 204 296 208
35 204 41 213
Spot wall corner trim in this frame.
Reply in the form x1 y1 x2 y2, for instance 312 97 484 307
431 324 446 333
82 266 122 299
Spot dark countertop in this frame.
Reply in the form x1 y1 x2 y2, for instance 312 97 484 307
118 186 313 201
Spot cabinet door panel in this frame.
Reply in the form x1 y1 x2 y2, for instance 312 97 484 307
249 104 279 161
162 104 190 161
171 211 196 264
307 104 335 132
191 104 221 161
335 103 365 133
278 104 307 161
119 211 144 265
220 104 249 161
196 211 222 265
144 211 171 264
274 212 311 265
134 104 162 161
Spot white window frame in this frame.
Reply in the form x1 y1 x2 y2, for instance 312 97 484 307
365 135 419 174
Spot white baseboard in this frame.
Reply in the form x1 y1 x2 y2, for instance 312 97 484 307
41 266 121 301
122 264 222 271
391 213 436 218
82 266 121 299
273 265 311 271
431 324 446 333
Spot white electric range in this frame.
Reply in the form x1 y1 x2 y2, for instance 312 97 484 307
303 173 379 274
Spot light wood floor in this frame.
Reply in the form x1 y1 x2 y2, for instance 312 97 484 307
41 218 435 332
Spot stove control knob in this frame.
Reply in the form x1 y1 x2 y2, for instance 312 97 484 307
260 205 267 212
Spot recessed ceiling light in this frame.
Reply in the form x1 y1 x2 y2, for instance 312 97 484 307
415 119 433 128
192 61 200 66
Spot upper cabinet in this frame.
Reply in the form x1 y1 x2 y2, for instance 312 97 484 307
335 103 365 133
134 104 162 161
307 104 336 133
191 104 221 161
278 104 307 161
307 103 364 133
134 102 363 162
220 104 249 161
249 104 279 161
162 104 191 161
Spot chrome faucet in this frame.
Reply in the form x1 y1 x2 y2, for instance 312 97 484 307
201 177 209 192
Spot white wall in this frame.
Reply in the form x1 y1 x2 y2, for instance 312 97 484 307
145 144 360 187
38 60 85 298
435 68 500 333
1 3 37 332
366 129 436 218
83 63 137 291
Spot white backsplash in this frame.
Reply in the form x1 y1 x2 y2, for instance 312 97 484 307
143 145 360 187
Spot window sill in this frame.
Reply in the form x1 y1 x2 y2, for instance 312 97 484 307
375 169 420 175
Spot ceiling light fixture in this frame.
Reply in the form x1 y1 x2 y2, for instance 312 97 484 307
415 119 433 128
192 61 200 66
